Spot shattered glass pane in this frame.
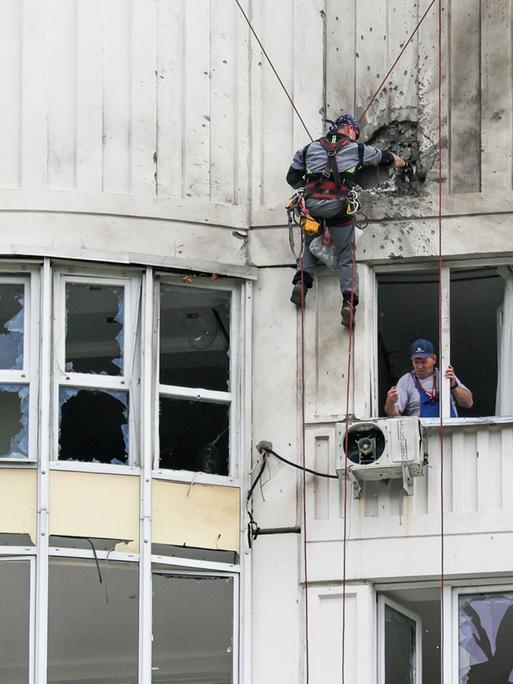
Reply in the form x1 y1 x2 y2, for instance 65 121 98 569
0 283 24 370
65 283 124 376
59 388 128 464
0 384 29 459
459 592 513 683
160 285 230 391
159 397 229 475
385 605 416 684
152 572 233 683
48 559 138 683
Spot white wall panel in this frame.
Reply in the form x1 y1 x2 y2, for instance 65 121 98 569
0 0 22 189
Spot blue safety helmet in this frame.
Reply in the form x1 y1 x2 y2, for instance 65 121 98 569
325 114 361 139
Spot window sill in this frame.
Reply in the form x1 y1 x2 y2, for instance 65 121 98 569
420 416 513 429
152 469 240 488
50 461 140 476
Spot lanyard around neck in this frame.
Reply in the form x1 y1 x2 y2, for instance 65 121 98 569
411 370 437 401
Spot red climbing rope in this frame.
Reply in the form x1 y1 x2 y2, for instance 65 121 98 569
437 0 446 679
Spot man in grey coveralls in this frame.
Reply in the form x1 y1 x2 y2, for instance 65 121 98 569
286 114 407 326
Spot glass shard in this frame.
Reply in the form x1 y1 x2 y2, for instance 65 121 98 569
59 388 128 464
0 284 24 370
459 592 513 683
0 384 29 459
65 283 124 376
159 397 229 474
160 285 230 391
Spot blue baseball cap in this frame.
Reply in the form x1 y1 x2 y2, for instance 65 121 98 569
326 114 361 139
410 339 435 358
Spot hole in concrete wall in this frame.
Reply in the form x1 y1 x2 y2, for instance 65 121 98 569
356 120 430 195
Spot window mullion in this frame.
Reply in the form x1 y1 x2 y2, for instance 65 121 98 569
440 267 451 419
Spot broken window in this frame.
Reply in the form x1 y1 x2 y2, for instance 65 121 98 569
65 282 124 375
0 278 33 460
59 388 128 463
459 591 513 683
152 569 234 683
0 385 29 459
377 265 507 418
159 397 229 474
0 559 31 684
158 282 233 476
47 558 138 683
0 283 24 370
56 274 139 465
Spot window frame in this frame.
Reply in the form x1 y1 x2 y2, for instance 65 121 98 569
0 269 39 463
377 594 422 684
52 269 142 468
153 275 241 484
372 257 513 421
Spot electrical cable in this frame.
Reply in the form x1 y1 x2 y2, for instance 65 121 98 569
266 447 338 479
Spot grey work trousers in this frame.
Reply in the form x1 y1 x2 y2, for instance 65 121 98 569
295 221 359 301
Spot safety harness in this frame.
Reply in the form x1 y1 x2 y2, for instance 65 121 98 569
304 135 365 201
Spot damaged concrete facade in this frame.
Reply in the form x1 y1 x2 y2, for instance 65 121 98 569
0 0 512 682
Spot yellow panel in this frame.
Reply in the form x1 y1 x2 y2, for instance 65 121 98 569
0 468 37 542
50 471 139 552
152 481 240 552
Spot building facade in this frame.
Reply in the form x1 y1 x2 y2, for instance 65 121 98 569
0 1 512 682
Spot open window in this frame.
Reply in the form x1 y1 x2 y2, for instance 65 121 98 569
377 265 508 419
54 273 141 465
0 274 38 461
157 280 234 477
378 595 422 684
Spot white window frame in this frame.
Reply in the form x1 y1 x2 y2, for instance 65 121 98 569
377 594 422 684
0 270 39 462
52 270 142 468
153 276 241 484
372 257 513 422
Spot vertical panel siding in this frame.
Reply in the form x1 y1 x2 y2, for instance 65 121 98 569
0 0 22 188
306 423 513 541
47 0 77 190
448 0 481 194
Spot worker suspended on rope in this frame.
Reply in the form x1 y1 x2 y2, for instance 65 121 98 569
286 113 408 327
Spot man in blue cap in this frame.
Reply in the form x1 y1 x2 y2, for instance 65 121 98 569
287 114 407 327
384 338 473 418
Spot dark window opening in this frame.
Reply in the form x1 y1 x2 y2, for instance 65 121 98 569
59 388 128 464
450 268 505 417
459 591 513 683
152 570 233 683
0 283 24 370
65 283 124 376
384 604 416 684
0 385 29 458
151 543 238 565
377 268 506 418
159 397 229 475
160 285 230 391
378 272 438 417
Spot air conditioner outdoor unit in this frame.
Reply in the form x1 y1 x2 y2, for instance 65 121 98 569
335 417 425 498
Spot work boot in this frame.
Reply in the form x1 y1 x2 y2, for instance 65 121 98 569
290 283 307 306
341 300 356 328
